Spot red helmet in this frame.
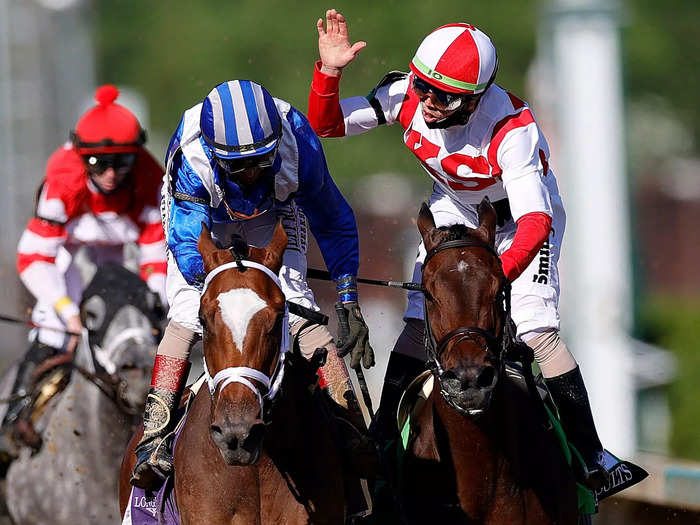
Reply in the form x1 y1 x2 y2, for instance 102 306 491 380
71 85 146 154
410 23 498 95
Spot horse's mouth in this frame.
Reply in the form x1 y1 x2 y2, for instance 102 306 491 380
217 445 262 466
211 421 266 466
440 385 494 417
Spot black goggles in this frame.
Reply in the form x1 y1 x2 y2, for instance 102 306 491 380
216 147 278 175
412 76 475 111
83 153 137 175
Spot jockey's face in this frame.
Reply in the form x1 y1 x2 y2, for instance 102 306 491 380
90 167 128 193
417 92 479 125
412 76 480 125
84 153 136 194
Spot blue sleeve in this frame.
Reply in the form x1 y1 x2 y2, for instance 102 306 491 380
168 152 211 286
288 107 359 280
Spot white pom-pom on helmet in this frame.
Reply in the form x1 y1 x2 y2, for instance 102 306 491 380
410 23 498 96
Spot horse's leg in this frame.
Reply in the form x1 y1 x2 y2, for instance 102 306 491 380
118 424 143 517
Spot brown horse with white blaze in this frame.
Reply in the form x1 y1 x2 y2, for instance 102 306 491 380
398 198 580 525
120 222 346 524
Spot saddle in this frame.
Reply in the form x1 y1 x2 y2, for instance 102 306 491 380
11 354 74 453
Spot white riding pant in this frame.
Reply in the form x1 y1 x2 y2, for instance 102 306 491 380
166 202 320 335
404 184 566 342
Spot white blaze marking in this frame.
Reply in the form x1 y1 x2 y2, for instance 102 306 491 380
457 261 470 273
217 289 267 353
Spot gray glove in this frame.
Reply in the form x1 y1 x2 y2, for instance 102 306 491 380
335 301 375 370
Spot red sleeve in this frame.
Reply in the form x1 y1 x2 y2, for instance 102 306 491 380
308 61 346 137
500 212 552 282
16 218 66 273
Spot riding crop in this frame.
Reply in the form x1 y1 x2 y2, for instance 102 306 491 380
0 313 81 337
306 268 424 292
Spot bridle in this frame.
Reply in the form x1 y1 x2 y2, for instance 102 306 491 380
200 259 290 420
421 238 515 416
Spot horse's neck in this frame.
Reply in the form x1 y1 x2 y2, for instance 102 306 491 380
263 362 327 453
67 372 133 443
431 379 548 475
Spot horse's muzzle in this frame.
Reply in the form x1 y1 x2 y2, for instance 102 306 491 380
210 419 266 465
440 364 498 415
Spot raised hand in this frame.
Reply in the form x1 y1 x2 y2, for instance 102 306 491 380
316 9 366 76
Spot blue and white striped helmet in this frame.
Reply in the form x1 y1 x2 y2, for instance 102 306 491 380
200 80 282 160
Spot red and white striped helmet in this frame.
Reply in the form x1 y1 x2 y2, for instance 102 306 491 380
410 23 498 95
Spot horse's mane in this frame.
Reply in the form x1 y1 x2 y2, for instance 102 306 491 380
436 223 479 243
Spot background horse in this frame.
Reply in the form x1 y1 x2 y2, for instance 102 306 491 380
3 263 162 525
120 223 347 524
398 199 580 525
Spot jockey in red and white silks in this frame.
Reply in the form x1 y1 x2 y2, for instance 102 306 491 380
16 86 167 351
308 10 611 491
0 86 167 459
309 34 561 341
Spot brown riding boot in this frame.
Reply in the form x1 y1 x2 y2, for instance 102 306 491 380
130 355 190 490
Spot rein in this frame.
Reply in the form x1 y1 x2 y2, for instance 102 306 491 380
200 260 290 419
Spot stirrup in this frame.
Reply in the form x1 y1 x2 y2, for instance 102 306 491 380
130 435 173 490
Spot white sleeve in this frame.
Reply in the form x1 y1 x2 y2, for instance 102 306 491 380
339 77 411 136
498 124 553 222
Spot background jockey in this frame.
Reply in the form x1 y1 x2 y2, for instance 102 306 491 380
308 10 610 490
1 85 167 456
130 79 374 490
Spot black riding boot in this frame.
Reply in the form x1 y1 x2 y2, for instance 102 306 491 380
0 341 60 461
545 366 610 490
131 359 190 490
369 328 426 520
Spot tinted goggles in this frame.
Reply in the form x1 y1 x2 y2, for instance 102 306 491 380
216 147 278 175
412 76 474 111
84 153 137 175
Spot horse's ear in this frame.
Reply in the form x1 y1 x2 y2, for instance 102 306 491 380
197 222 219 272
261 221 288 274
417 202 442 252
475 197 497 247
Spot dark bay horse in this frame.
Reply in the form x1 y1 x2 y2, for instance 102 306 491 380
120 223 346 524
399 199 580 525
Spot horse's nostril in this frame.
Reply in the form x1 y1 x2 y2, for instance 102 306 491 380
210 424 223 437
242 423 265 452
476 366 496 389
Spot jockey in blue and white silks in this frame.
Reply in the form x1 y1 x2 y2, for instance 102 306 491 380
162 84 358 293
130 80 374 491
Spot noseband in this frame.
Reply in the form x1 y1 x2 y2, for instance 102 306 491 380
200 260 290 418
421 238 514 416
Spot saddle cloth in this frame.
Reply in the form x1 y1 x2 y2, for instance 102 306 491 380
121 375 207 525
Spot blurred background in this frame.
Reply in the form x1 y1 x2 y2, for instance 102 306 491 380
0 0 698 521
